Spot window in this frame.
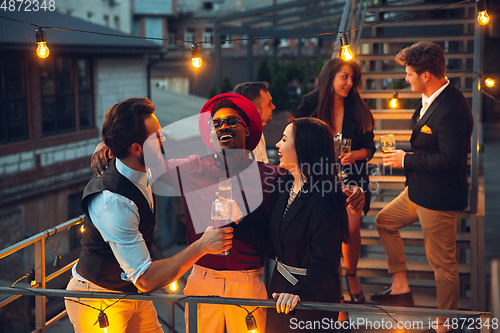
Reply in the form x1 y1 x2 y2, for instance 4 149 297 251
203 28 213 48
241 34 248 47
185 28 195 45
203 2 213 10
0 58 29 144
114 16 120 30
168 28 178 48
40 57 94 136
221 34 232 48
103 15 109 27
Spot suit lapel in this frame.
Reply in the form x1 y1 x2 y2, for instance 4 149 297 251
277 190 311 254
410 85 451 142
271 190 289 259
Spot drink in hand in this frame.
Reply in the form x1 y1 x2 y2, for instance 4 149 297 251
211 201 231 255
218 177 232 200
380 134 396 153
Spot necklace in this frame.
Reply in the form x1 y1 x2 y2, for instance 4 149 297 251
282 180 306 221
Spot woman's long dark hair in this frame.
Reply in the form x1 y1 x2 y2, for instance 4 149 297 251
313 58 375 134
291 117 350 243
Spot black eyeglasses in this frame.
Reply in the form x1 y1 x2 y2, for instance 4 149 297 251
208 116 247 130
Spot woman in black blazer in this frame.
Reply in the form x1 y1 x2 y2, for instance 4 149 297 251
294 58 375 308
233 117 349 332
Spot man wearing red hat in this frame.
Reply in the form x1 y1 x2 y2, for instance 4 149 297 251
91 93 365 333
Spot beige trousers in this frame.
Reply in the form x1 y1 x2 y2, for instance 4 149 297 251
184 265 267 333
375 187 459 310
65 277 163 333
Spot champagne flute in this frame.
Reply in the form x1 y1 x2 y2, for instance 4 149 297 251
340 138 351 181
218 177 232 201
210 201 232 255
380 134 396 153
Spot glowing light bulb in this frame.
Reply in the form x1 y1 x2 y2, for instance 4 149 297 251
476 0 490 25
192 57 202 68
389 91 399 109
339 34 354 61
103 328 108 333
485 78 495 88
389 98 398 109
191 44 202 68
31 279 37 286
478 10 490 25
169 280 178 292
80 224 85 233
37 42 50 58
35 28 50 59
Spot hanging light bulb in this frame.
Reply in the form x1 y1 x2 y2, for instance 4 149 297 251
389 91 399 109
97 310 109 329
168 280 178 292
246 313 258 333
476 0 490 25
191 44 202 68
36 28 50 59
80 224 85 233
485 78 496 88
340 34 354 62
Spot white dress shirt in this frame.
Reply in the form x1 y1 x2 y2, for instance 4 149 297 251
72 159 153 285
252 133 269 163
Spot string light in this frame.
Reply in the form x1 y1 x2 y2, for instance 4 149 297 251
389 91 399 109
35 28 50 58
80 224 85 233
191 44 202 68
245 312 258 333
339 34 354 61
476 0 490 25
485 77 495 88
97 310 110 329
168 280 178 292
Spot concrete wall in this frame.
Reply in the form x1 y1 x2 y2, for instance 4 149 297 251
94 57 149 132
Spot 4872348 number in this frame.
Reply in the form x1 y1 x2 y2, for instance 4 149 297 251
443 317 498 330
1 0 55 11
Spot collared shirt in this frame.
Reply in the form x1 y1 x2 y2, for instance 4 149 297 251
252 134 269 163
403 80 449 168
72 159 153 285
419 79 450 119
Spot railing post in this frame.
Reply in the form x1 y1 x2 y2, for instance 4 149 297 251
187 299 197 333
167 302 175 333
34 238 46 333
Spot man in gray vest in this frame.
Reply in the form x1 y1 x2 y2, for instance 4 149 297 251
65 97 232 333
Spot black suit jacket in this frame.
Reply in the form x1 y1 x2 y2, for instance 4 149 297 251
404 84 473 211
233 172 346 332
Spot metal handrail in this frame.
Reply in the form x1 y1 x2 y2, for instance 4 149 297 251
0 215 84 333
0 287 493 333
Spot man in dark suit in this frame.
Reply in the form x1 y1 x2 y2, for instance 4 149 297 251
371 41 473 332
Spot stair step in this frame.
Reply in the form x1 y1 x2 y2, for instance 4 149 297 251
372 109 414 120
360 229 471 247
369 175 406 190
342 258 470 280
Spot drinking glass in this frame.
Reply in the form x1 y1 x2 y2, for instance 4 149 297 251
380 134 396 153
210 201 232 255
218 177 232 201
340 138 352 181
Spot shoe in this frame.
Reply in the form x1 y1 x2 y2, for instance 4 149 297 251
370 287 414 307
345 272 365 304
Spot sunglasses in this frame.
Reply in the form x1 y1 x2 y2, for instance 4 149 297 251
209 116 247 130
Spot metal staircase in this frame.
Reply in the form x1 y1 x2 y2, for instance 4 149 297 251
339 0 486 311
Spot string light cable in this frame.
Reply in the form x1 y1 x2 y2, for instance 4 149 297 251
0 0 478 55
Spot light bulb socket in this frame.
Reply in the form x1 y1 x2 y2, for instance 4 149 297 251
53 255 62 267
476 0 487 13
36 28 46 43
392 91 399 99
98 311 109 328
245 313 257 331
27 268 36 283
340 33 350 47
191 44 200 58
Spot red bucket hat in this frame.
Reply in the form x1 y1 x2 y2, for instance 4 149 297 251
199 93 263 153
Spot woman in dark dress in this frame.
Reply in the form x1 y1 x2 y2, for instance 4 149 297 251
295 58 375 308
233 117 349 333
